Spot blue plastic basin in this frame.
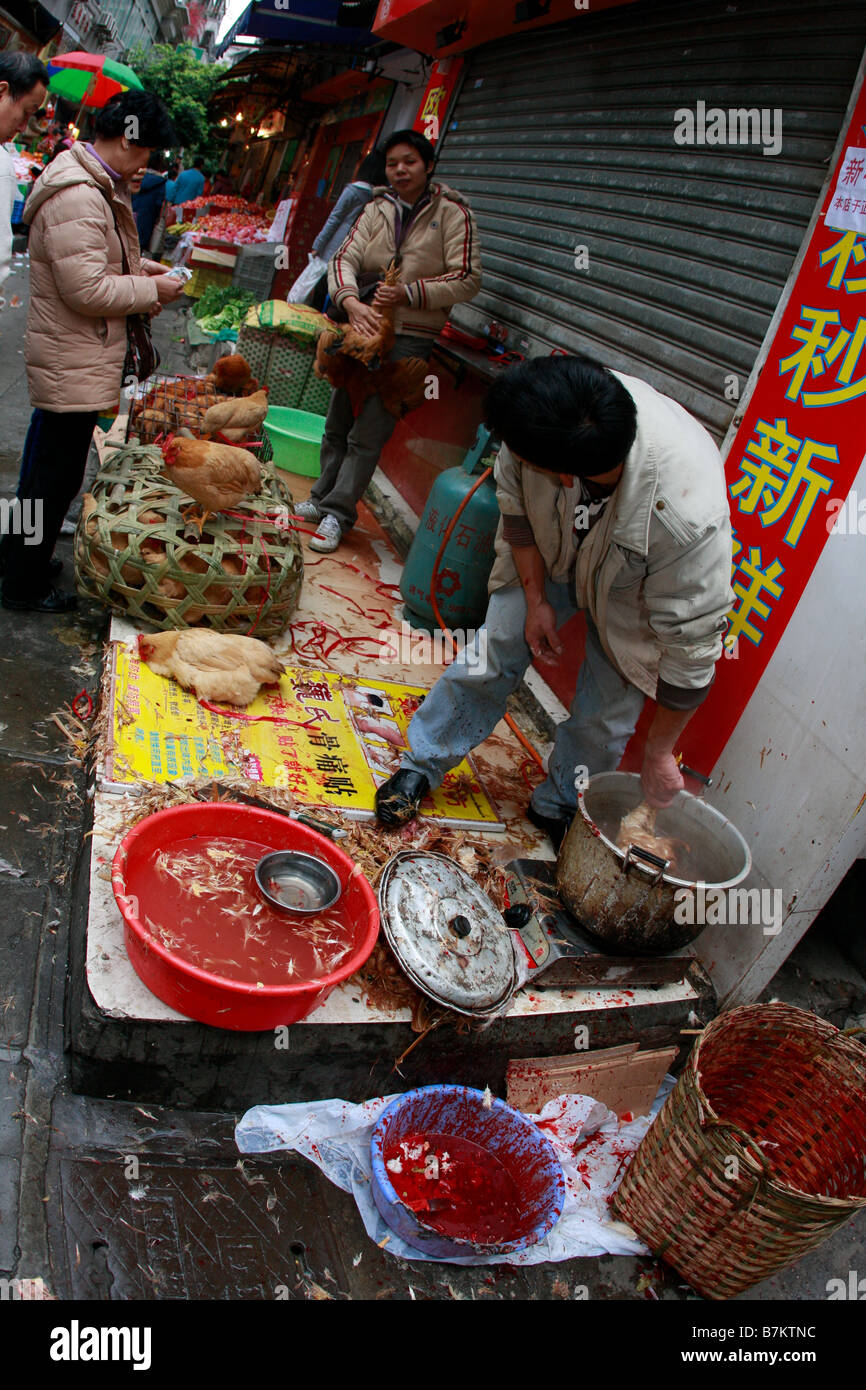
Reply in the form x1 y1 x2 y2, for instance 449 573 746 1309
370 1084 565 1258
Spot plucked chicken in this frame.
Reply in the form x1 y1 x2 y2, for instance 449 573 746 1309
137 630 285 707
616 801 689 874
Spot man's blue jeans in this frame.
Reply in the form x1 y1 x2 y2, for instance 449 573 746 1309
402 579 646 819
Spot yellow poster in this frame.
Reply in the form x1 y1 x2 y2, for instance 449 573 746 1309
106 647 502 828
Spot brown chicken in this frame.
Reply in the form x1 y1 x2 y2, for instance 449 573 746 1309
202 389 269 439
205 355 262 398
159 436 262 531
137 630 285 707
315 263 428 418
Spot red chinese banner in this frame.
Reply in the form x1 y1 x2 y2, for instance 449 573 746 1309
413 57 463 145
677 70 866 775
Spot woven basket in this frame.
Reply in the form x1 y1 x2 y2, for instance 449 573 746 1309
74 442 303 640
611 1002 866 1299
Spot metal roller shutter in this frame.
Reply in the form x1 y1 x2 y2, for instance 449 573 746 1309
433 0 866 439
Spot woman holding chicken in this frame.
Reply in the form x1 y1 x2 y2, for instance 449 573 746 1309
295 130 481 553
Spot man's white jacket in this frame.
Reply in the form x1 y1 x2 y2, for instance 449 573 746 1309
489 371 734 708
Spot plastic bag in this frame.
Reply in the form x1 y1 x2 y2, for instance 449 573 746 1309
287 254 328 304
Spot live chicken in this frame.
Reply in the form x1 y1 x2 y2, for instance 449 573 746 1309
137 630 285 707
315 261 428 419
159 436 261 530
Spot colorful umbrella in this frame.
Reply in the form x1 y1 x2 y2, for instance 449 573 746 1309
47 52 144 110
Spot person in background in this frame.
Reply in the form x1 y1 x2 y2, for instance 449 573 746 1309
132 151 167 251
295 130 481 553
306 149 386 308
0 90 184 615
170 154 206 215
0 52 49 294
212 169 233 196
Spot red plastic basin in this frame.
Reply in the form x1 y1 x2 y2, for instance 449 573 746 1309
112 803 379 1030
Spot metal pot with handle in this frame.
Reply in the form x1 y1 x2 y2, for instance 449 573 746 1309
556 771 752 954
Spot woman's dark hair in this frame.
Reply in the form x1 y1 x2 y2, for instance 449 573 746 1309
0 52 49 98
93 91 176 149
357 149 386 185
383 129 436 168
484 354 637 478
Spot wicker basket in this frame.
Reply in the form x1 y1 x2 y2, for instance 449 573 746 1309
74 442 303 639
611 1002 866 1299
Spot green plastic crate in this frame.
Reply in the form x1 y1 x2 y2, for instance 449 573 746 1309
267 338 315 409
262 407 326 478
298 365 334 416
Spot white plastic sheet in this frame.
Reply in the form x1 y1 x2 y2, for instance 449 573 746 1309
235 1083 673 1266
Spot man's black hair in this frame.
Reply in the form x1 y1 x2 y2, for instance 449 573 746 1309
383 129 436 168
193 155 205 169
484 354 637 478
357 148 386 185
0 52 50 98
93 91 176 148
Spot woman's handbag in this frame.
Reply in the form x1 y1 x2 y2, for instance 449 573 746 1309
107 198 161 383
123 311 160 383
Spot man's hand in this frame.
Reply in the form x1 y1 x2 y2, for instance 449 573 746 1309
641 748 685 808
373 283 408 309
154 275 184 305
344 296 382 338
525 600 563 665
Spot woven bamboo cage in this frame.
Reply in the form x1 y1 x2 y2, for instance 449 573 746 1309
611 1002 866 1299
74 442 303 640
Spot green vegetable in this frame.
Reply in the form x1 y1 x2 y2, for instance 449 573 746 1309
193 285 255 326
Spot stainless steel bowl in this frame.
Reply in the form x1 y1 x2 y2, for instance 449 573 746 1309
255 851 342 915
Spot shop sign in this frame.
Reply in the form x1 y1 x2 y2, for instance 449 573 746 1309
680 70 866 771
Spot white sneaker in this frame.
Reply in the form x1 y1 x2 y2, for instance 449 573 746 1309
293 500 323 522
308 514 343 553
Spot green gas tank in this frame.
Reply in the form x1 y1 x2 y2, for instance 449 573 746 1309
400 428 500 632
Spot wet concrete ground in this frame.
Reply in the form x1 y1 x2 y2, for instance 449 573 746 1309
1 251 864 1307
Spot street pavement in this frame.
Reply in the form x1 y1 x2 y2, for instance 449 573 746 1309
0 249 863 1307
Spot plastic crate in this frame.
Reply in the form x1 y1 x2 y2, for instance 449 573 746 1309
232 243 276 301
235 325 275 386
183 265 234 300
266 337 316 409
298 364 333 416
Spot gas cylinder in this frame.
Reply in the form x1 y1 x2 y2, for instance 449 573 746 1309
400 429 500 632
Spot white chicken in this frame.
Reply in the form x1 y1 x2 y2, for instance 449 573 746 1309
137 629 285 707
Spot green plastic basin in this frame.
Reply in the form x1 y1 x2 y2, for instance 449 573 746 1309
263 407 326 478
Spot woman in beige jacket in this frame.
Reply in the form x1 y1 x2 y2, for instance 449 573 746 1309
1 91 183 614
295 129 482 553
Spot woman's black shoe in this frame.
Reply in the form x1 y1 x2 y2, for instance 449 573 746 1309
1 587 77 614
375 769 431 827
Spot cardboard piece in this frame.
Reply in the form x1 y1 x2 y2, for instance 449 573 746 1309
507 1044 678 1119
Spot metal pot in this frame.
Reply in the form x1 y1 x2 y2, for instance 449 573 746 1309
556 772 752 954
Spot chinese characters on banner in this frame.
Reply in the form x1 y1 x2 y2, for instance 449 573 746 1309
677 77 866 774
413 58 464 145
106 648 502 828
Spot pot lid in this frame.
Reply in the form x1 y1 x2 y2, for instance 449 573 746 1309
378 851 516 1017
